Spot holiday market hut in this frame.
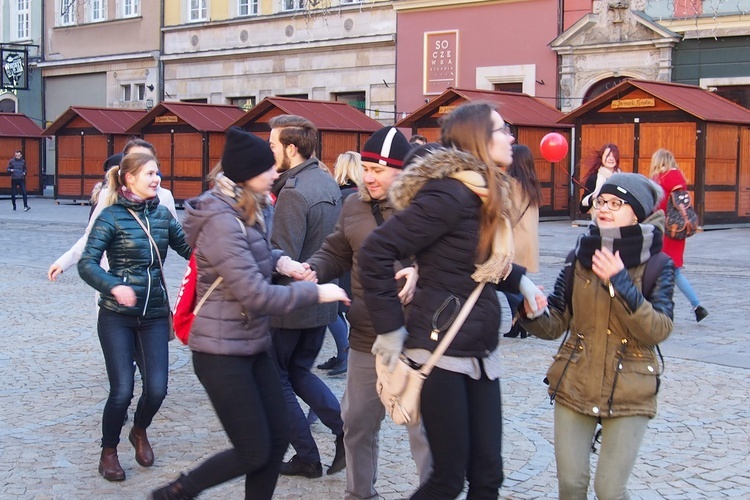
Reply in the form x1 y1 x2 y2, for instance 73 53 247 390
395 88 573 218
0 113 44 196
229 97 382 171
43 107 146 202
125 102 246 202
559 79 750 225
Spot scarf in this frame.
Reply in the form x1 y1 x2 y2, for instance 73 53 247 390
575 222 663 270
120 185 150 204
214 173 269 232
449 170 514 284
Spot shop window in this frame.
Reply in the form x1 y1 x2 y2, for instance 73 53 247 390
334 91 366 113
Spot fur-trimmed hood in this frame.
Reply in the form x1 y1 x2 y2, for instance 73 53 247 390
388 148 490 210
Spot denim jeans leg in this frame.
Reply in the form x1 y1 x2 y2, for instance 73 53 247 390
593 415 649 500
97 308 137 448
132 315 169 429
674 267 701 308
290 326 344 438
10 180 17 209
554 403 598 500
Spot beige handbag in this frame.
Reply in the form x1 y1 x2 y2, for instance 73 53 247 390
376 282 486 425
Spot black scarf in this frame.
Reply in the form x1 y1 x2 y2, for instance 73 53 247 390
575 223 663 270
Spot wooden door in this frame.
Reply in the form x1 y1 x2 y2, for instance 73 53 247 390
0 138 22 192
56 135 84 199
704 123 738 220
738 127 750 218
515 127 571 216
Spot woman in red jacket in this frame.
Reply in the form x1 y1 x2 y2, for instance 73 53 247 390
649 148 708 322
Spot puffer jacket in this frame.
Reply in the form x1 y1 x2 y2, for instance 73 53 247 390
270 157 341 329
521 214 675 418
307 188 405 354
78 195 191 318
360 148 524 358
182 190 319 356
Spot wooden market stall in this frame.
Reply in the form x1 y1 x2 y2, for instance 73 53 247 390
0 113 44 196
43 107 146 202
229 97 382 171
395 88 573 218
560 79 750 225
125 102 246 202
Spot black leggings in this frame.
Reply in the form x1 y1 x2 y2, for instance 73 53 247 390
182 351 290 500
412 367 504 500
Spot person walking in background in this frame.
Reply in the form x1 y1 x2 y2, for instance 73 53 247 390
305 129 433 500
522 173 675 499
650 148 708 322
150 127 349 500
267 114 346 478
503 143 543 338
7 150 30 211
77 153 191 482
317 151 364 377
360 102 546 499
48 139 177 283
579 144 621 214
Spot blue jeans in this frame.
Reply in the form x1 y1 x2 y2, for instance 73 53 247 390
328 312 349 360
674 267 701 308
181 351 289 499
97 308 169 448
272 325 344 463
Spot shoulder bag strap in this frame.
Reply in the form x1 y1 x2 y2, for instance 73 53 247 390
193 217 247 315
128 208 169 304
419 281 487 378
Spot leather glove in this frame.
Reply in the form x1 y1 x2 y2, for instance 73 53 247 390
371 327 408 373
519 275 548 319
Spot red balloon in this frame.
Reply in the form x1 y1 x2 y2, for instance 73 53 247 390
540 132 569 162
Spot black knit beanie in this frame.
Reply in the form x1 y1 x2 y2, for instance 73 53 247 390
222 126 276 183
361 127 412 169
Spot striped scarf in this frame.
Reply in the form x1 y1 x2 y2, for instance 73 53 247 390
575 222 663 270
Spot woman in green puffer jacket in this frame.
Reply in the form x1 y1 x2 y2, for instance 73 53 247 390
78 152 191 482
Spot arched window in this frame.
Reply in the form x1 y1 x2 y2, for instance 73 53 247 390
584 77 628 103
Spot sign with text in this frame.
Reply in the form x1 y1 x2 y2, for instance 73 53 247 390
611 98 655 109
424 31 458 96
1 45 28 90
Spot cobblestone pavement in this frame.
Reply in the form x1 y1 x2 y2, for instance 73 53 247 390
1 198 748 499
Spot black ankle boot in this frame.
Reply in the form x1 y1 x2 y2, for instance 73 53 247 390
150 475 194 500
327 433 346 475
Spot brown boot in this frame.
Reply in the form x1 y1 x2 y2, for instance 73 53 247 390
129 426 154 467
99 447 125 481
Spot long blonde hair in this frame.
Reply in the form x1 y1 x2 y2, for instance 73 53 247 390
208 162 267 227
333 151 363 187
649 148 679 179
440 101 511 262
101 153 157 207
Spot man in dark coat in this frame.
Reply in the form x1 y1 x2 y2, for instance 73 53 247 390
7 150 29 211
268 114 345 478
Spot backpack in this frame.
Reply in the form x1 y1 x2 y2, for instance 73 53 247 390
665 189 699 240
173 217 245 345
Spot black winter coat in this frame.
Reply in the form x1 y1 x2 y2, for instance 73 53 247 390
360 149 524 358
78 196 191 318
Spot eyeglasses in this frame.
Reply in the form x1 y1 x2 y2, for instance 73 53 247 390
593 197 628 211
492 124 512 136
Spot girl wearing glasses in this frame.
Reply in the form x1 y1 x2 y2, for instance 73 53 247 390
579 144 621 214
521 173 675 499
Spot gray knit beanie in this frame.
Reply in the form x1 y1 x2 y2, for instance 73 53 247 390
598 173 664 222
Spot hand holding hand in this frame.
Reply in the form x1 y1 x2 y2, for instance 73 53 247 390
592 248 625 282
317 283 351 306
519 275 548 319
111 285 136 307
276 256 306 279
47 264 63 282
371 327 408 372
298 263 318 283
396 266 418 305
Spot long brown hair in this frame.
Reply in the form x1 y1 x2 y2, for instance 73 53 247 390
439 101 511 262
583 143 620 182
509 144 543 207
207 162 267 226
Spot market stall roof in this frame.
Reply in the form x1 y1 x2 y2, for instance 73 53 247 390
396 88 568 128
0 113 43 137
230 97 382 132
559 79 750 125
43 107 146 136
126 102 246 134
